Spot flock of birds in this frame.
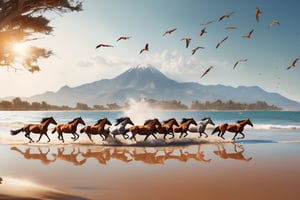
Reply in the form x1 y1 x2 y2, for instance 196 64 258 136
94 6 298 78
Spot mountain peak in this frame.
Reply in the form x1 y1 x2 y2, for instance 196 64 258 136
127 64 158 73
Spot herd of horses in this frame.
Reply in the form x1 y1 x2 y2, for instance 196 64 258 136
10 116 253 143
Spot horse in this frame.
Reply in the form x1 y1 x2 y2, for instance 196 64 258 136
172 118 197 138
130 118 161 142
10 117 57 143
110 117 134 139
80 118 112 142
211 118 253 140
52 117 85 143
188 117 215 138
155 118 179 139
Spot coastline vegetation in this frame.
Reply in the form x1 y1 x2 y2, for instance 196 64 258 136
0 97 281 111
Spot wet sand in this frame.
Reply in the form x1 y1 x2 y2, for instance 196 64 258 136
1 140 300 200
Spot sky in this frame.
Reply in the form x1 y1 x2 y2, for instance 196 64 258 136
1 0 300 102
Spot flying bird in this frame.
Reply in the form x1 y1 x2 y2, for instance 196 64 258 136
218 11 234 21
286 58 299 70
117 36 131 41
233 59 248 69
192 46 204 55
269 19 280 28
242 29 254 38
201 66 213 78
225 26 237 30
201 20 215 26
163 28 177 36
256 7 262 22
96 43 114 49
216 36 228 49
140 43 149 54
181 37 192 48
199 28 207 36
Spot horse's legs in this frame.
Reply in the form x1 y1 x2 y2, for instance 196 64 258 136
183 132 188 138
169 132 175 139
236 132 245 140
122 133 129 139
87 133 94 142
73 133 79 141
152 133 157 140
45 133 51 143
144 134 150 141
220 131 226 140
25 132 34 143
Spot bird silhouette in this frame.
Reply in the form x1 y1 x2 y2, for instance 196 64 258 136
218 11 234 21
233 59 248 69
181 37 192 48
117 36 131 41
242 29 254 38
201 20 215 26
286 58 299 70
225 26 237 30
96 43 114 49
192 46 204 55
199 28 207 36
201 66 213 78
256 7 262 22
269 19 280 28
163 28 177 36
216 36 228 49
140 43 149 54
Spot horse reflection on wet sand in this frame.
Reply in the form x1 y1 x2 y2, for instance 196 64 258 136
10 117 57 143
213 143 253 162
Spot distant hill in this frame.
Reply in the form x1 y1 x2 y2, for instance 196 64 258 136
25 64 300 110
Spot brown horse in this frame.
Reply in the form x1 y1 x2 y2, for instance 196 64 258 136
130 118 161 142
155 118 179 139
10 117 57 143
172 118 197 138
52 117 85 142
80 118 112 142
212 118 253 140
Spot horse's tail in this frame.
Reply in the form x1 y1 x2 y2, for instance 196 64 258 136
80 127 85 133
211 126 220 135
10 127 24 135
51 127 57 134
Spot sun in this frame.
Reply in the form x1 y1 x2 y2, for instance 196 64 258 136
12 42 28 56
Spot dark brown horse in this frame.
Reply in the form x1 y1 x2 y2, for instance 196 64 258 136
212 118 253 140
80 118 112 142
130 118 161 141
10 117 57 143
172 118 197 138
155 118 179 139
52 117 85 142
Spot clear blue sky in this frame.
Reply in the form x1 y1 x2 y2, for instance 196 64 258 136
1 0 300 102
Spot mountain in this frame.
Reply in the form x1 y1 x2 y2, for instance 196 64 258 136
26 64 300 110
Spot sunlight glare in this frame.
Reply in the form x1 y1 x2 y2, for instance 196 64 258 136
12 42 28 56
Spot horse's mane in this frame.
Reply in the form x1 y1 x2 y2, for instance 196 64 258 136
144 119 153 125
180 118 192 124
236 119 247 123
115 117 129 126
163 118 175 124
201 117 209 121
40 117 52 123
94 118 107 125
68 117 80 124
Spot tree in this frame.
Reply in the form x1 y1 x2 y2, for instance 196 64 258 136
0 0 83 72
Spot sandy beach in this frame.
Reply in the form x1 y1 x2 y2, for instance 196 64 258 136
1 140 300 200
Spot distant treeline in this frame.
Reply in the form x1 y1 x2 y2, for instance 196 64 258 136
0 97 281 111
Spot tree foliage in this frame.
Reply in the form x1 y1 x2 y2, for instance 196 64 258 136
0 0 83 72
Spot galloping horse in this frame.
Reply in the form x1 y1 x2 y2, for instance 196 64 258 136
130 118 161 142
80 118 112 142
211 118 253 140
172 118 197 138
155 118 179 139
52 117 85 143
188 117 215 138
10 117 57 143
110 117 134 139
